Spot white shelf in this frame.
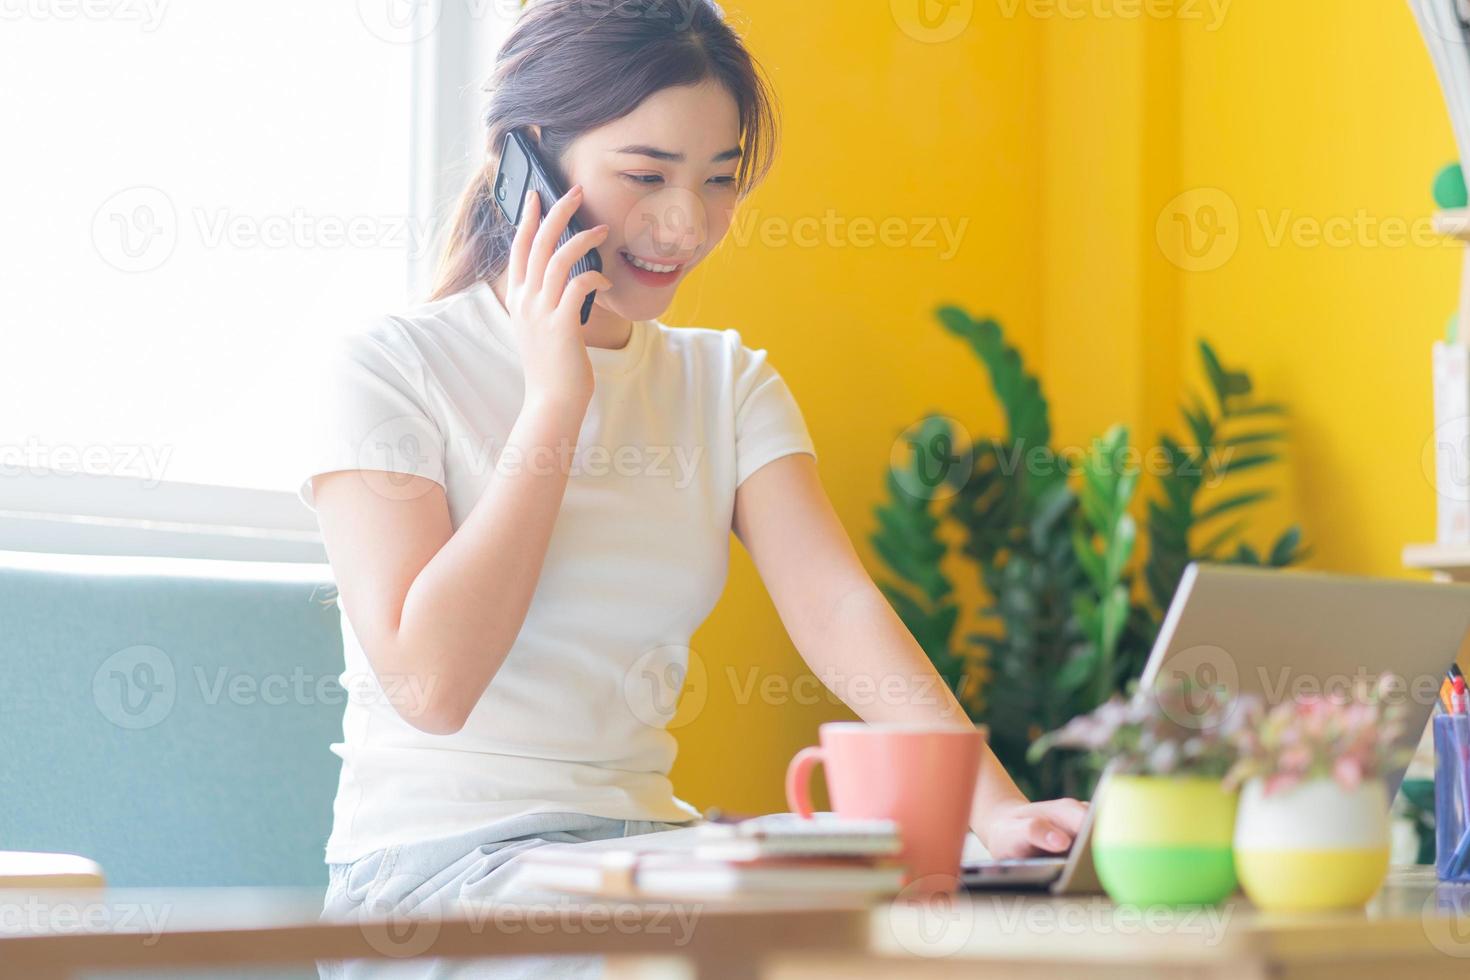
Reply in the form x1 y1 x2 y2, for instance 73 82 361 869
1436 210 1470 241
1403 543 1470 580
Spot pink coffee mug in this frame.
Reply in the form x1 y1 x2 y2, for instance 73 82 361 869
785 721 986 896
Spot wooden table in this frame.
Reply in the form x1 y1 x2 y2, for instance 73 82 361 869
780 866 1470 979
0 884 870 978
2 869 1468 978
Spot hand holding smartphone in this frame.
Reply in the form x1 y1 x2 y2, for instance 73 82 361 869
491 129 604 325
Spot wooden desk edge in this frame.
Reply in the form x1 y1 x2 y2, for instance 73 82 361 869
0 900 870 977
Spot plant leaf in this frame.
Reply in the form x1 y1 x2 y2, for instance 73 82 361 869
1195 489 1274 524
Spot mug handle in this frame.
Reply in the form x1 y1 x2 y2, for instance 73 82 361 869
785 746 825 819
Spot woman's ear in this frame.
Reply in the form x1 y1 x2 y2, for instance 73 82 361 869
526 123 543 145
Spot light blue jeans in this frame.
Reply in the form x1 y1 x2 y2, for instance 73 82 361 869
317 810 703 979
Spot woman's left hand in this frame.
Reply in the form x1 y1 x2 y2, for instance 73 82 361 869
974 797 1090 859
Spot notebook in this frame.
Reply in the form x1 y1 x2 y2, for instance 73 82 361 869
505 812 907 899
694 811 902 861
509 848 906 899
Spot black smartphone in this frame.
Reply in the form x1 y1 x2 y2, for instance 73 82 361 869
491 129 603 325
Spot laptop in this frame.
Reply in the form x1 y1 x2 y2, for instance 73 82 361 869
962 561 1470 894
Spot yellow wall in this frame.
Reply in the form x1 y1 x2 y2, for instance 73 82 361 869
665 0 1046 814
1175 3 1457 574
665 1 1460 815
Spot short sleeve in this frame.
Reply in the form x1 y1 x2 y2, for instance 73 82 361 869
729 332 818 488
296 321 446 513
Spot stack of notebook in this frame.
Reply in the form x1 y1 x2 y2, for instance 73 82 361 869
507 812 906 899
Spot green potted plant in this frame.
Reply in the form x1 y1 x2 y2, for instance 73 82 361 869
872 306 1308 801
1224 673 1411 911
1031 677 1252 906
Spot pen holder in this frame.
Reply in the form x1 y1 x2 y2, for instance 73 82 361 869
1434 714 1470 882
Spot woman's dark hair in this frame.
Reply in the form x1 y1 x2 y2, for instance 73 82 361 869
428 0 779 301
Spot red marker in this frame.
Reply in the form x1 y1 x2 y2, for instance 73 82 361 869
1454 675 1468 715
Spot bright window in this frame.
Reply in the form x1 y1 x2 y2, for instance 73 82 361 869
0 4 419 494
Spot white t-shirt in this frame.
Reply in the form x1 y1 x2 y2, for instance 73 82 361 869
297 280 818 864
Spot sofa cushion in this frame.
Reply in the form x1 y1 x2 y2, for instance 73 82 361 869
0 550 342 887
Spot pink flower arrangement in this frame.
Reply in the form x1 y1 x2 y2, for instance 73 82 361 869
1222 673 1413 797
1028 676 1253 778
1030 671 1417 793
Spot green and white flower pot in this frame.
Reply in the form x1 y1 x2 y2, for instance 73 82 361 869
1092 775 1238 906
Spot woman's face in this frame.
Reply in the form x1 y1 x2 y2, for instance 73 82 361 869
555 80 743 323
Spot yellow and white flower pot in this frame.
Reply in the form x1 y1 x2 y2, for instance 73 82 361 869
1234 777 1389 912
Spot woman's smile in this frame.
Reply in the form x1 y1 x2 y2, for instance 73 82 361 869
616 247 685 286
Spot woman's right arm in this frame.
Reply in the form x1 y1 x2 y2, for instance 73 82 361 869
312 397 582 735
311 184 613 735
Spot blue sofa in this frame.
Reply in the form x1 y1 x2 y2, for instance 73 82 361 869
0 549 343 889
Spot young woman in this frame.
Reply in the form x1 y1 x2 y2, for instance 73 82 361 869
300 1 1085 975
